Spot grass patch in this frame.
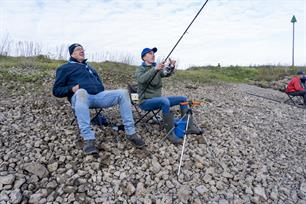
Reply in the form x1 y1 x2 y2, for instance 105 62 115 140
0 56 303 85
175 65 305 84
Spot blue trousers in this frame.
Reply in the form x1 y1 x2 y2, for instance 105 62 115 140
139 96 188 114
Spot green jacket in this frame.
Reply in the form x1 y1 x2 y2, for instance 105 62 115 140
136 63 170 103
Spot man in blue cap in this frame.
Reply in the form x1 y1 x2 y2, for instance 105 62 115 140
136 47 203 145
53 43 145 154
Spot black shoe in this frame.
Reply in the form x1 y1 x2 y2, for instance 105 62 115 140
83 139 98 155
126 134 145 148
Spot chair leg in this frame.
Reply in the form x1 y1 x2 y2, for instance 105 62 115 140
71 118 75 125
290 96 296 105
135 110 152 125
286 94 305 106
134 105 143 120
285 94 296 105
150 109 163 126
71 112 81 135
91 108 103 126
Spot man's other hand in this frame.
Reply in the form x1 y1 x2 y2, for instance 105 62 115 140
156 63 165 71
72 84 80 93
169 58 176 68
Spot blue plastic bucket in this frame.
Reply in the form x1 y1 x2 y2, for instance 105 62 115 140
174 118 187 138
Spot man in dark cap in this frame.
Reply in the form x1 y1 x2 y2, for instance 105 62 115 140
286 70 306 105
135 47 203 145
53 43 145 154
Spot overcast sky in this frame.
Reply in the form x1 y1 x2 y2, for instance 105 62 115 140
1 0 306 68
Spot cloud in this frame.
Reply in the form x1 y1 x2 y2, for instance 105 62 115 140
1 0 305 68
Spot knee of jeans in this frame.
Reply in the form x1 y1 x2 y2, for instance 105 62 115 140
119 89 129 99
75 89 88 103
182 96 188 102
160 97 170 106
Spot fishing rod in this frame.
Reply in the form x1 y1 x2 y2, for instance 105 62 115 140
139 0 209 98
246 92 305 109
246 92 283 103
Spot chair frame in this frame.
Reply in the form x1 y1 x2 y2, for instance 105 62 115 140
284 92 304 106
283 85 305 106
71 108 104 126
127 84 163 128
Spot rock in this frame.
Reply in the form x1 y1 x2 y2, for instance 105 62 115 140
195 162 204 169
254 186 267 200
245 187 253 195
67 193 75 202
160 195 172 204
219 199 229 204
0 174 15 185
291 190 298 202
29 193 43 204
13 178 26 189
59 156 66 163
114 171 120 177
270 186 278 200
34 141 41 148
95 197 104 203
10 189 22 204
39 198 47 203
136 182 146 196
216 181 223 190
47 162 58 172
279 186 290 196
46 180 58 189
66 169 75 177
196 185 208 194
0 190 9 201
301 182 306 193
64 186 77 193
206 167 215 175
47 191 57 202
165 181 174 189
177 185 191 203
222 172 234 179
203 174 212 183
144 195 152 204
152 159 161 173
23 162 49 179
126 182 135 196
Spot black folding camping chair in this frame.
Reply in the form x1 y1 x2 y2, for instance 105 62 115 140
127 84 162 128
284 92 304 106
71 107 105 127
283 86 305 106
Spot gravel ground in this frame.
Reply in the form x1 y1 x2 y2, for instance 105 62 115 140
0 80 306 204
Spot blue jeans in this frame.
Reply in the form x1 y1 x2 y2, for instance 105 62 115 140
71 89 135 140
139 96 188 114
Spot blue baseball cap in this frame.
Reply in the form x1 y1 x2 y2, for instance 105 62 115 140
141 47 157 59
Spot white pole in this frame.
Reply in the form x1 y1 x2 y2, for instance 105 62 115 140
177 113 191 176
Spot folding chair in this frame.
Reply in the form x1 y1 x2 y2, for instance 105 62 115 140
283 86 304 106
127 83 162 127
71 107 105 127
284 92 304 106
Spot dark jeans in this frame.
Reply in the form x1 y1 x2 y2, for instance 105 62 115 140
139 96 188 114
288 90 306 104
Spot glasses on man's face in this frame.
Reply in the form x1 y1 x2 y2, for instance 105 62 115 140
74 47 85 52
